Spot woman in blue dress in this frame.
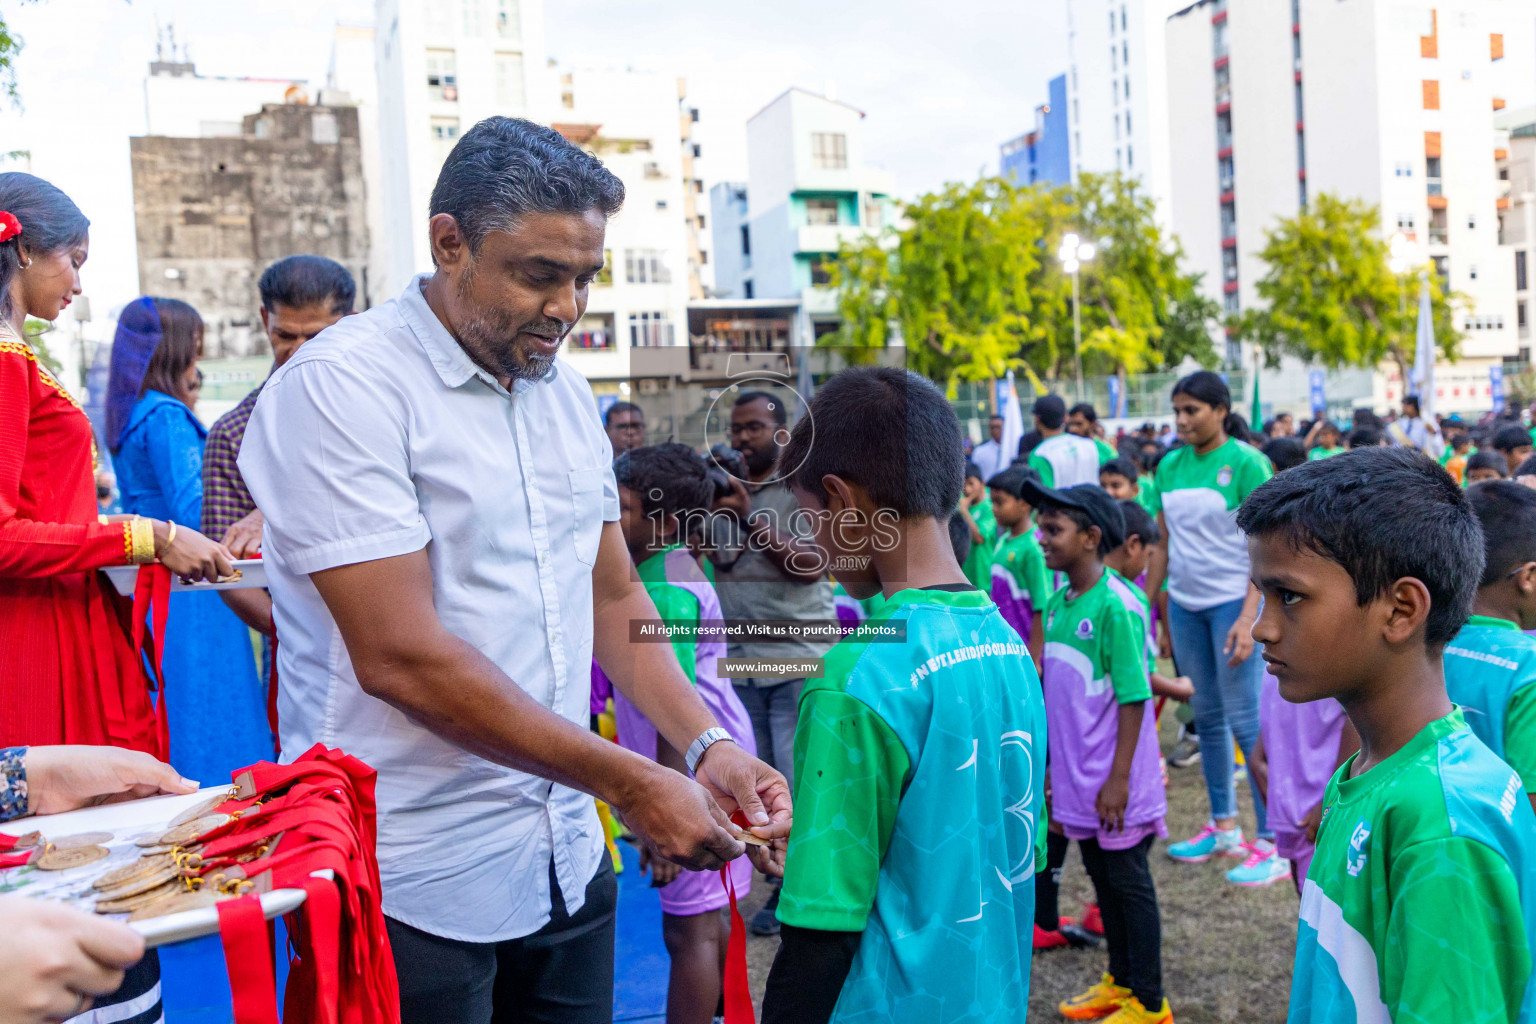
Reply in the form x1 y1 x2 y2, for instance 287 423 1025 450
105 296 272 784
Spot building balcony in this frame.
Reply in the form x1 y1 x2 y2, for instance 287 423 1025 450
796 223 866 255
1428 228 1448 245
801 287 839 316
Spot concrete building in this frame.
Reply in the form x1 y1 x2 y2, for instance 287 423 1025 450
129 100 370 361
142 29 308 139
1166 0 1523 411
1000 73 1072 187
1499 107 1535 361
1065 0 1178 214
708 88 895 332
544 66 707 387
370 0 550 299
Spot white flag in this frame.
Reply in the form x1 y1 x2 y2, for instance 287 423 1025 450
1411 275 1435 421
999 372 1025 466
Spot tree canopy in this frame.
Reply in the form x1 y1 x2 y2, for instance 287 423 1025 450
1235 193 1461 382
827 171 1219 391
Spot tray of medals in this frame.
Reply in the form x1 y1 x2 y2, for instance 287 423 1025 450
0 786 321 949
102 558 268 596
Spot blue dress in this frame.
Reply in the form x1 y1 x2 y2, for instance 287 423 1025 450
113 390 273 785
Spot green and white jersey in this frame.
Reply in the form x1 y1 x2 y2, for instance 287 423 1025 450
962 497 998 593
1029 432 1108 489
1445 616 1536 793
1147 437 1272 610
1290 710 1536 1024
1132 475 1159 518
1093 436 1117 463
780 587 1047 1023
1309 446 1347 462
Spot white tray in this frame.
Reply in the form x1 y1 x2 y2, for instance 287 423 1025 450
0 787 323 949
102 559 267 596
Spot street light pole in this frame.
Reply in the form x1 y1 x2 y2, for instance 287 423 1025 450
1058 232 1096 404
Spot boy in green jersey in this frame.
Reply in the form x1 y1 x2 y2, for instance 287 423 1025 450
1237 446 1536 1024
1099 457 1159 518
1445 481 1536 808
761 366 1048 1024
988 465 1051 668
1305 421 1346 461
957 461 998 592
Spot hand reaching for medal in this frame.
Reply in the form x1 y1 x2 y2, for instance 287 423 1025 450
692 739 792 878
151 520 236 584
22 746 199 817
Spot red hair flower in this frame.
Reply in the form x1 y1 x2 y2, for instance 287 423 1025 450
0 211 20 244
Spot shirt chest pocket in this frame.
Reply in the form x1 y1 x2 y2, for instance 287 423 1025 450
568 466 606 566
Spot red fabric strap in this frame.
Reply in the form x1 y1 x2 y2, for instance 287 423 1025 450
719 866 755 1024
130 564 172 760
218 895 281 1024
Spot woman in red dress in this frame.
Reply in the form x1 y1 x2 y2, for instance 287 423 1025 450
0 172 235 753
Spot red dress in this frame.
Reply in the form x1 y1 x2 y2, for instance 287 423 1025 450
0 325 160 753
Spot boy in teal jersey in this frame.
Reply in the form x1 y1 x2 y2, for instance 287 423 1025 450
988 465 1051 668
1237 446 1536 1024
1306 421 1346 461
761 366 1047 1024
1027 482 1171 1024
957 461 998 592
1445 481 1536 808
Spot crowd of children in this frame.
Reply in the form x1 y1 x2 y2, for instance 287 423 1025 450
603 365 1536 1024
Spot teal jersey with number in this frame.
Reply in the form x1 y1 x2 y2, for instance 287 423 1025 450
1445 616 1536 794
780 588 1047 1023
1146 436 1272 611
1290 710 1536 1024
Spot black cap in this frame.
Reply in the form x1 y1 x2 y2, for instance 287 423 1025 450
1018 481 1127 550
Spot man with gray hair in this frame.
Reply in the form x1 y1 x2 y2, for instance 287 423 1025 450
240 117 790 1022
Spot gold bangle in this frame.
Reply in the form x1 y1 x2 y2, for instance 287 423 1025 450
165 521 178 550
129 518 157 565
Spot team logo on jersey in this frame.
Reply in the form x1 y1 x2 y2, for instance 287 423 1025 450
1047 612 1056 631
1346 819 1372 877
1075 619 1094 640
1501 772 1522 824
1217 466 1234 487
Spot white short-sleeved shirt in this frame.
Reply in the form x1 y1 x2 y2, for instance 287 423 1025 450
239 275 619 943
1028 432 1105 489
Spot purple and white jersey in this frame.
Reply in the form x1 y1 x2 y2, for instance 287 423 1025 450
1259 671 1346 866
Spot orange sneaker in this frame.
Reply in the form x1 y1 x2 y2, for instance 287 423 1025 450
1101 996 1173 1023
1059 973 1131 1020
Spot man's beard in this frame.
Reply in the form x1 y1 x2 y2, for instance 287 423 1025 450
739 442 777 476
455 273 564 382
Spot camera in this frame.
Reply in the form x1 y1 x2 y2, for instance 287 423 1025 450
705 442 748 500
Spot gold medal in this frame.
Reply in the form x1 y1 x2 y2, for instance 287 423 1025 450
155 814 232 847
34 845 109 871
94 853 174 891
168 792 235 829
93 879 182 914
129 888 230 921
47 832 114 850
93 860 182 901
732 829 771 848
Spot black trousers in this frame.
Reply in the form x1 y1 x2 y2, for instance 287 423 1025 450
1078 835 1162 1009
387 857 617 1024
1034 829 1071 930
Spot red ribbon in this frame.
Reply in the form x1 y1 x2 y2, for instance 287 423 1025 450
719 866 755 1024
218 895 281 1024
130 564 173 761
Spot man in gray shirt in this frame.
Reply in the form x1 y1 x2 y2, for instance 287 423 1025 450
711 389 833 934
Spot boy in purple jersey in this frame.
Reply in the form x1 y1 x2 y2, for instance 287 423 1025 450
611 444 759 1024
988 465 1051 669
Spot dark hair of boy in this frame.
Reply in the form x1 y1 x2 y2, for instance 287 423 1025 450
947 509 973 566
1024 484 1126 558
1118 499 1160 547
780 366 962 517
1493 424 1532 457
986 464 1040 499
1348 426 1383 449
1069 402 1098 424
735 388 789 426
964 461 985 484
1100 456 1140 483
1034 394 1067 431
1467 481 1536 588
1469 450 1510 478
257 254 357 314
1515 455 1536 479
612 443 716 523
1261 436 1307 473
1235 446 1483 647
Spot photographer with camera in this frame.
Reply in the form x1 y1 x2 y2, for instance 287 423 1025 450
710 390 834 936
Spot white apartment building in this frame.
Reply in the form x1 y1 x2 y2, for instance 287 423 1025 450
708 89 895 331
1166 0 1523 412
142 29 308 140
546 66 707 386
369 0 550 299
1065 0 1179 217
1498 107 1535 360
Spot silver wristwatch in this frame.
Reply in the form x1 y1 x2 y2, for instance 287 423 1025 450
685 727 736 776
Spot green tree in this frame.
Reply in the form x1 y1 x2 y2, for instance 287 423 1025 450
1235 192 1461 385
828 171 1218 394
22 317 63 375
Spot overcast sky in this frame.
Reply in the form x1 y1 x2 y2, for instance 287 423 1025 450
0 0 1069 322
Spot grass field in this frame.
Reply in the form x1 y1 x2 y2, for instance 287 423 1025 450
736 710 1299 1024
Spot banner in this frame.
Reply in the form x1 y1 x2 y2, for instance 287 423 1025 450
1106 376 1123 419
1309 370 1326 418
1491 364 1506 415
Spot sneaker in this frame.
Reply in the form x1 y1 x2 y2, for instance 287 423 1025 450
1034 923 1070 950
1225 841 1292 887
1059 922 1103 948
1101 996 1174 1023
1166 822 1244 863
1060 974 1131 1020
1080 904 1103 936
750 884 781 936
1168 729 1201 769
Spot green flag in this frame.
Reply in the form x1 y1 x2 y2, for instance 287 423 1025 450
1251 353 1262 429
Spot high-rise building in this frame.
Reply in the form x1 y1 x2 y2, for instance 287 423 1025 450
1065 0 1178 214
1166 0 1522 404
142 27 308 139
545 66 707 386
371 0 549 299
707 88 895 333
1000 74 1072 187
1499 107 1535 361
